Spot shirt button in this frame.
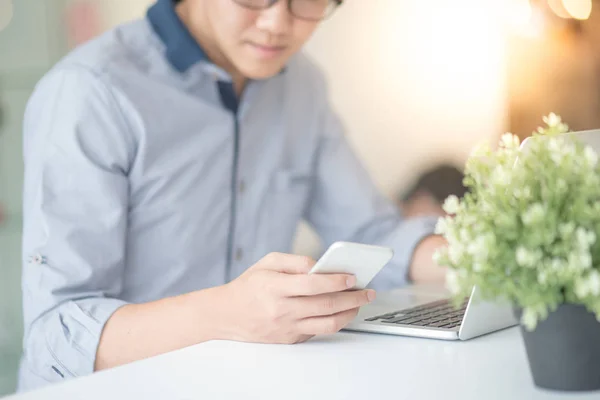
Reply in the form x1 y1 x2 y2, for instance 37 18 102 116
235 248 243 261
30 254 47 265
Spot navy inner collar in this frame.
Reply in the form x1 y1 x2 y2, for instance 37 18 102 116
147 0 209 73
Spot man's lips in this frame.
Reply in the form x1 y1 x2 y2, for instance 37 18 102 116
246 42 287 57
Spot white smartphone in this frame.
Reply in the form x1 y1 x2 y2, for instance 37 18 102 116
308 242 394 289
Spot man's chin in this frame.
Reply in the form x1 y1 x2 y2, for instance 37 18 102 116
238 63 287 81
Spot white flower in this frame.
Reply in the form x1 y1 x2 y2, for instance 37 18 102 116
537 271 548 285
500 133 520 149
548 137 561 154
521 308 538 331
580 252 593 269
574 271 600 298
467 236 490 260
543 112 562 128
576 227 596 249
551 152 562 165
584 146 599 167
514 186 533 200
559 222 575 239
516 247 541 268
480 198 493 213
588 231 597 245
448 244 465 265
575 279 588 298
516 247 530 267
445 269 461 295
443 195 460 215
567 250 593 271
522 203 545 226
588 271 600 296
550 258 563 270
491 165 510 186
459 228 471 242
435 217 448 235
564 143 576 157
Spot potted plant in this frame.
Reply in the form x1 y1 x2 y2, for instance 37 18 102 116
434 114 600 392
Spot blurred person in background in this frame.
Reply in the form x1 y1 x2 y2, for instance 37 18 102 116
399 164 467 218
18 0 448 390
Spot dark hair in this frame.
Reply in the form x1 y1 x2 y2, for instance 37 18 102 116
400 164 467 204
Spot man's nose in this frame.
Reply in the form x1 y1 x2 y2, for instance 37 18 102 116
255 0 293 37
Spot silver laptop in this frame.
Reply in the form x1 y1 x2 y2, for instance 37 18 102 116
345 128 600 340
345 284 516 340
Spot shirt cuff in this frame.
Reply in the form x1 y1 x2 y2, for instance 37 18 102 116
368 216 439 290
25 297 128 383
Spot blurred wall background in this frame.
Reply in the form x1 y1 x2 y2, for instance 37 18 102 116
1 0 597 396
507 1 600 137
0 0 68 393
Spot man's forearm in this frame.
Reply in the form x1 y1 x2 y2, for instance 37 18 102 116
408 235 448 283
95 286 226 371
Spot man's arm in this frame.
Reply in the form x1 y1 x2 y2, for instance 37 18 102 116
408 235 448 283
95 253 376 370
303 80 446 290
94 289 219 371
20 66 146 387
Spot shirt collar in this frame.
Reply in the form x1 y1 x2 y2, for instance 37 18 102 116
147 0 208 73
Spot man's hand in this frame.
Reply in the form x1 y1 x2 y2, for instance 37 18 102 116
216 253 376 344
408 235 448 284
96 253 375 371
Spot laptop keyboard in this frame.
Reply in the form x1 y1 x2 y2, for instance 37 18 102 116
364 298 468 329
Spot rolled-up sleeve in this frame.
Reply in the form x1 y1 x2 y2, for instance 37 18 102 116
304 81 438 291
19 66 134 389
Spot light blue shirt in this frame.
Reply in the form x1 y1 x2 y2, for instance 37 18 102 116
19 0 437 391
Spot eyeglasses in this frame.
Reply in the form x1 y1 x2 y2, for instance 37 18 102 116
232 0 343 21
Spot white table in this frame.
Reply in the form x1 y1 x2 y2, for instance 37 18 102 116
6 327 600 400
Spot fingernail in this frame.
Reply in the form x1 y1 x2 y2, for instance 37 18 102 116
367 290 376 302
346 276 357 288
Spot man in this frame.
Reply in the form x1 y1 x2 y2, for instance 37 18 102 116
19 0 447 391
399 164 467 218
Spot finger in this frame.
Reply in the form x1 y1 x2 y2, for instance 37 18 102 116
256 253 316 274
297 308 361 336
290 290 376 318
279 273 357 297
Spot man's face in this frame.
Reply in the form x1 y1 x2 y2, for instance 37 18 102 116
188 0 321 80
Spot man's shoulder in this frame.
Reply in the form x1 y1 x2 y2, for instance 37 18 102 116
25 20 160 131
45 19 157 87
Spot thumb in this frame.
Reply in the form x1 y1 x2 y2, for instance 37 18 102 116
256 253 315 274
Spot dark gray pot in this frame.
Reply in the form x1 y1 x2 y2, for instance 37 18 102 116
514 304 600 392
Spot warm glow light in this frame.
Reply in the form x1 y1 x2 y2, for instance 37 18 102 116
377 0 506 142
547 0 571 18
562 0 592 20
506 0 533 28
0 0 14 32
505 0 545 38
